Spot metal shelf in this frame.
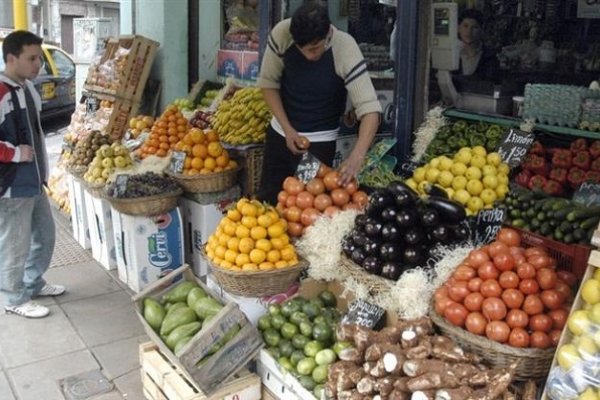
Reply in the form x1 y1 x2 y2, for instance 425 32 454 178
444 108 600 140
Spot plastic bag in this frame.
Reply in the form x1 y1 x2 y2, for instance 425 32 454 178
224 0 259 51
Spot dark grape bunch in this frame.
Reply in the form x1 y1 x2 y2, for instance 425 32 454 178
189 110 213 129
106 172 180 198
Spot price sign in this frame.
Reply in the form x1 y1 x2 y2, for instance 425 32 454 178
497 128 535 168
86 96 99 115
295 152 322 183
341 299 386 329
573 182 600 206
170 151 186 174
115 174 129 198
472 207 506 245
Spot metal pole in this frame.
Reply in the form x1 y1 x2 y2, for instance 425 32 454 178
393 0 418 166
13 0 28 30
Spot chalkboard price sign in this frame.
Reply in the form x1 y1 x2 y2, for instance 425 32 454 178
573 182 600 207
472 207 506 245
341 299 386 329
295 152 322 183
497 129 535 168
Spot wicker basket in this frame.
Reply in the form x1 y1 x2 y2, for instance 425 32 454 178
104 189 182 216
429 309 555 381
339 254 395 294
166 167 239 193
83 181 105 198
66 165 88 179
204 249 307 297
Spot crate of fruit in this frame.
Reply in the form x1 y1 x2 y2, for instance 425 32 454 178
132 264 263 394
106 97 141 140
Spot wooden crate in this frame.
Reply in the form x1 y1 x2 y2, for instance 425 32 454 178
132 265 263 395
228 146 263 197
140 342 261 400
106 97 140 140
85 35 159 102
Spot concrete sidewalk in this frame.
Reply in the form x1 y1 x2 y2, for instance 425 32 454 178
0 209 148 400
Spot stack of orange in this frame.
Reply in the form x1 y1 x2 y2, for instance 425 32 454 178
174 128 238 175
138 105 189 159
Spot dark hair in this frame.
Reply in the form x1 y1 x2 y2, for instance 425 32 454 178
459 9 484 26
2 30 43 63
290 1 331 47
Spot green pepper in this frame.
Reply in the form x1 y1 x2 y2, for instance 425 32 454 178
486 138 499 152
475 121 489 133
452 120 468 134
447 136 460 148
469 133 486 147
437 126 451 139
486 125 503 140
457 138 469 148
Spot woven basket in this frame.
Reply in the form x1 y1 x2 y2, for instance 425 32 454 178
339 254 394 294
429 309 555 381
166 167 239 193
84 181 105 198
104 189 182 216
204 249 307 297
66 165 87 179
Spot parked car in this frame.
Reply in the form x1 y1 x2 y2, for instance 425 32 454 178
0 40 76 120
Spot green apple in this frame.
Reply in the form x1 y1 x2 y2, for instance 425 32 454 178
101 158 114 169
113 145 129 157
94 177 106 185
437 171 454 187
568 310 591 336
557 343 581 370
481 165 497 176
450 162 467 176
590 303 600 324
480 188 497 205
582 279 600 305
577 335 598 360
470 154 487 168
482 175 499 190
113 156 127 168
466 179 483 196
452 176 468 191
465 166 482 181
91 167 102 179
101 168 113 179
467 196 484 213
453 189 471 206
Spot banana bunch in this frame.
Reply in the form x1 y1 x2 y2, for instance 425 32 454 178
212 87 271 145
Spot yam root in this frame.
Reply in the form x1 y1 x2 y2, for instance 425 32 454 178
407 371 460 391
325 382 337 399
521 380 537 400
377 324 404 344
336 324 362 342
338 347 364 364
467 364 517 400
502 391 517 400
367 359 387 378
401 328 421 349
329 361 359 383
435 386 474 400
403 359 480 379
355 327 377 352
411 390 436 400
389 389 410 400
365 342 403 361
393 376 411 392
348 366 367 385
376 377 395 397
406 337 433 359
431 336 480 363
383 349 407 375
356 376 377 395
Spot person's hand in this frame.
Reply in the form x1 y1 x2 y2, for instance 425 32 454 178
284 129 308 155
17 145 34 162
338 152 364 185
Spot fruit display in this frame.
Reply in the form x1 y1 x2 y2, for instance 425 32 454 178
138 104 190 158
83 142 134 185
190 110 214 130
205 198 299 272
503 187 599 245
85 46 129 91
276 166 369 237
174 128 238 175
515 138 600 196
172 98 195 112
105 172 179 198
258 291 341 398
128 114 154 138
422 120 505 162
68 130 112 169
434 227 578 349
545 265 600 400
325 318 533 399
408 146 510 215
212 87 271 145
343 182 469 281
197 89 219 108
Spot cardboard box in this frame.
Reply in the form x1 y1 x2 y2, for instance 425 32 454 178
111 207 184 292
84 191 116 270
206 274 299 325
242 51 259 82
179 197 222 278
217 50 243 81
67 175 91 249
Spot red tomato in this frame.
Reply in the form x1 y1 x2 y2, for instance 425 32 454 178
548 308 568 330
540 290 562 310
464 292 485 312
448 281 471 303
300 208 320 226
506 309 529 329
537 268 558 290
513 254 527 267
493 253 515 272
283 177 305 195
313 193 333 212
529 314 553 333
499 271 520 289
523 294 544 315
323 171 341 191
529 255 554 270
306 178 326 196
478 262 500 280
444 303 469 327
485 321 510 343
285 206 302 223
557 270 578 287
530 331 551 349
554 281 572 303
509 246 525 256
508 328 530 348
287 222 304 237
351 191 368 207
497 228 521 247
549 330 562 346
465 312 487 335
277 190 289 204
330 188 350 207
453 266 477 281
343 202 362 211
480 279 502 298
469 250 490 268
482 297 507 321
434 286 449 302
316 164 332 179
519 279 540 295
285 194 297 208
524 247 548 258
323 206 339 217
517 263 536 280
343 180 358 195
435 297 455 316
295 191 315 210
489 241 510 258
502 289 525 309
467 277 483 293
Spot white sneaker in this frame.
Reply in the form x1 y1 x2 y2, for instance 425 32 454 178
5 301 50 318
36 284 66 297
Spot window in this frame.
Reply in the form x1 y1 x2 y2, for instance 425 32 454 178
48 49 74 77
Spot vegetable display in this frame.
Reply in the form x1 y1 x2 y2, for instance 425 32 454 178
342 182 469 281
434 228 578 349
258 291 341 399
408 147 510 215
503 187 599 245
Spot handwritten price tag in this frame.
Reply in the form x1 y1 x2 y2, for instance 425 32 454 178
497 129 535 168
573 182 600 207
295 152 322 183
472 207 506 245
170 151 186 174
341 299 386 329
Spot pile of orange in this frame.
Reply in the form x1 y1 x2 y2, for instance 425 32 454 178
205 198 299 272
174 128 238 175
139 105 188 159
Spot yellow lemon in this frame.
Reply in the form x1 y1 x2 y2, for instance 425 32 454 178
218 234 231 247
224 249 237 263
242 263 259 271
227 237 240 251
249 248 267 264
238 237 255 254
257 214 274 228
230 266 242 272
268 224 284 239
281 245 296 261
206 249 215 259
497 163 510 175
227 208 242 222
223 222 237 236
267 249 281 263
241 216 258 229
236 198 250 213
255 238 273 252
251 226 268 240
220 260 234 269
212 256 223 265
472 145 487 157
235 225 250 238
271 237 285 250
235 253 250 267
259 261 276 271
215 245 227 259
275 260 288 269
241 203 259 217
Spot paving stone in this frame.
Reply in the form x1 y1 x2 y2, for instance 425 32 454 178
7 350 99 400
92 335 149 380
0 305 86 368
89 390 124 399
44 262 123 304
113 368 144 400
60 291 145 347
0 371 15 400
108 270 131 292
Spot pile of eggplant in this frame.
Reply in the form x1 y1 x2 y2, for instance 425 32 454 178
342 182 470 281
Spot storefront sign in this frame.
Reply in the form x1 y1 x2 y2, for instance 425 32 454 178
578 0 600 19
472 207 506 245
573 181 600 206
341 299 386 329
497 128 535 168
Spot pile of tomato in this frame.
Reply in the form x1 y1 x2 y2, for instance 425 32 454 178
435 228 578 349
276 164 368 237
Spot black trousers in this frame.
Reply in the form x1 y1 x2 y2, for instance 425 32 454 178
257 126 336 206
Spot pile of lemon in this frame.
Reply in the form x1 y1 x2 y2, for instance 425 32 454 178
205 198 299 272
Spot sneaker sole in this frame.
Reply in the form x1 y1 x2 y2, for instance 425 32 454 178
4 308 50 318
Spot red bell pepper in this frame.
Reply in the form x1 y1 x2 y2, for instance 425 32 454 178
551 149 572 169
522 154 547 176
515 170 532 188
573 151 591 171
549 168 568 184
590 141 600 158
585 170 600 183
570 138 588 153
529 141 545 156
543 180 564 196
528 175 547 191
568 167 586 189
592 158 600 172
